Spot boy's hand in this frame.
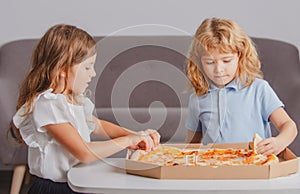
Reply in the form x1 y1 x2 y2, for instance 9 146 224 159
256 137 285 155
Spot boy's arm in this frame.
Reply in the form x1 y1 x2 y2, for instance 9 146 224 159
185 129 202 143
257 107 297 155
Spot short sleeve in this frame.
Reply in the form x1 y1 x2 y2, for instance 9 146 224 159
13 105 44 149
12 89 69 150
33 91 76 132
260 81 284 121
185 93 202 132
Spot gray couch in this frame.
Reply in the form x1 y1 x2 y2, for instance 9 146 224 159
1 36 300 192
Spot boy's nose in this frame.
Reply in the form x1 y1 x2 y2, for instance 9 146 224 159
214 63 224 73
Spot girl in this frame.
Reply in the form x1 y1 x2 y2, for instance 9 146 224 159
185 17 297 155
12 24 160 194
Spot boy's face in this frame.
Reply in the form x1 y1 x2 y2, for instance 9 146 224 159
68 54 97 94
200 50 238 88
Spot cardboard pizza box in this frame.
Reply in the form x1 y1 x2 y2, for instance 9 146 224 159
125 143 299 179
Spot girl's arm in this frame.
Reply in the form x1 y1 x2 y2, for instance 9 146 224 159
44 123 157 163
92 116 160 147
92 116 134 138
185 129 202 143
256 107 298 155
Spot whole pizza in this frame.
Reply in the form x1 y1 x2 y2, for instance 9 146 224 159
129 134 279 166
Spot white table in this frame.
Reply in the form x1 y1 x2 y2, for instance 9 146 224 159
68 158 300 194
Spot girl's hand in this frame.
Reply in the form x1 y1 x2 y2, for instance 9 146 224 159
256 137 285 155
127 131 155 151
144 129 161 147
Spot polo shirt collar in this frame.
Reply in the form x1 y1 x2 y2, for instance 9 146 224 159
208 79 243 92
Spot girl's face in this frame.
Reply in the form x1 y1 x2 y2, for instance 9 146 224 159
67 54 97 95
201 50 238 88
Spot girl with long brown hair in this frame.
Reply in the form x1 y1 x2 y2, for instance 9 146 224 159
12 24 160 194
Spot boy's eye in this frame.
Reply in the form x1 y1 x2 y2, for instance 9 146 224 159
223 58 233 63
85 67 91 70
205 61 214 65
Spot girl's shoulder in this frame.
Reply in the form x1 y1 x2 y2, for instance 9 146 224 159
33 89 95 119
35 89 93 108
33 89 69 111
35 89 95 116
35 89 67 103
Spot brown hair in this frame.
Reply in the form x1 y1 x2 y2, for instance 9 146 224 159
10 24 96 143
186 17 262 95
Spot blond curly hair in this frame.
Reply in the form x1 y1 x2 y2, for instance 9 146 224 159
186 17 263 95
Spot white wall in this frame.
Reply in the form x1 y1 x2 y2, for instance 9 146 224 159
1 0 299 50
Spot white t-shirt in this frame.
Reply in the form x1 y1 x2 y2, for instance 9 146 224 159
13 89 95 182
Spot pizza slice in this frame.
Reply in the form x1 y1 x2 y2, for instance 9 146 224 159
129 145 184 165
251 133 279 164
252 133 263 154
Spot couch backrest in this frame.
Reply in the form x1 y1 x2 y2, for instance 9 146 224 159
1 36 300 165
254 38 300 156
0 39 37 165
90 36 192 144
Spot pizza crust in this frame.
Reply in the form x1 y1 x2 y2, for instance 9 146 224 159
252 133 263 154
129 149 148 160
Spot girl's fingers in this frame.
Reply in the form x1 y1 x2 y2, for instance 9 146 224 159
146 134 155 150
135 129 160 151
145 129 161 146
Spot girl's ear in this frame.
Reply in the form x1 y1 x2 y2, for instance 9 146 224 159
59 69 67 78
60 72 66 78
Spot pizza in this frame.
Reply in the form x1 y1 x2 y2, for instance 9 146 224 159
129 134 279 166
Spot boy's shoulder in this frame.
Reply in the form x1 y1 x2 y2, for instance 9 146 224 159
250 78 270 88
189 90 205 100
247 78 275 94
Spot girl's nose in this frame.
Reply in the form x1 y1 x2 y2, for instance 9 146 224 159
91 68 96 78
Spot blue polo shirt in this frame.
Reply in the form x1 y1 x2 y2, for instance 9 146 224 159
185 78 283 144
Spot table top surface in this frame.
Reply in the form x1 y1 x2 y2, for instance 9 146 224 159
68 158 300 194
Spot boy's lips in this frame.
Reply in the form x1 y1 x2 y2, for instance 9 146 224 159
215 75 227 79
